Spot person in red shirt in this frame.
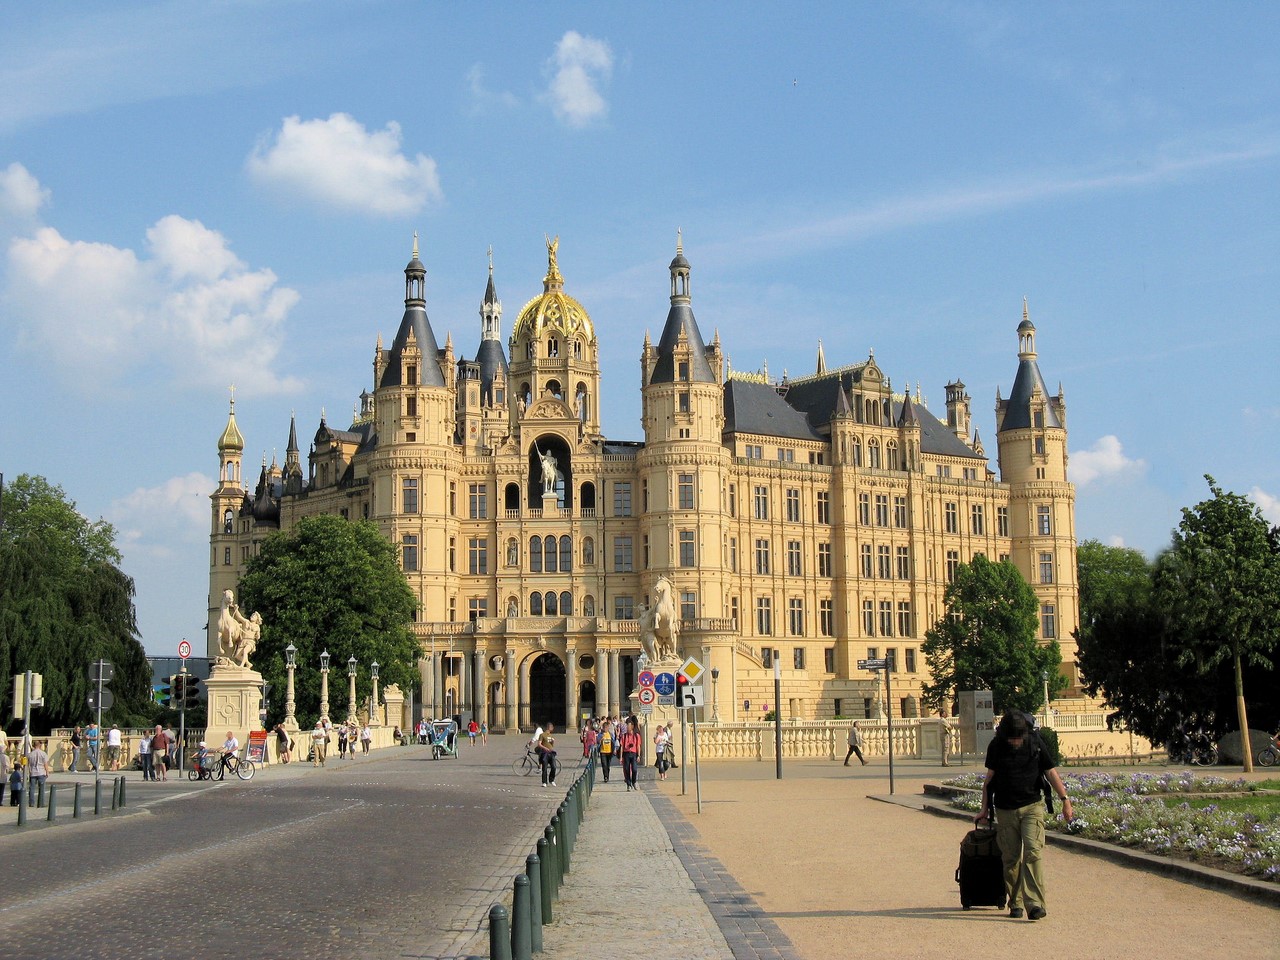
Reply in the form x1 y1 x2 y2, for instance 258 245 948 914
620 717 643 791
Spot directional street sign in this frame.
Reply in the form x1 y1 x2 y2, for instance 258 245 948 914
679 657 705 684
676 683 704 709
88 689 114 711
638 687 657 706
178 640 192 660
638 670 656 689
89 661 115 682
857 658 888 672
654 672 676 697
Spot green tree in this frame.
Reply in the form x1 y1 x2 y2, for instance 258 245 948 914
236 515 420 727
921 554 1064 715
0 475 153 732
1154 476 1280 772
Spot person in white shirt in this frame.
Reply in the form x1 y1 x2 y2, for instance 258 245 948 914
106 725 123 770
219 731 240 776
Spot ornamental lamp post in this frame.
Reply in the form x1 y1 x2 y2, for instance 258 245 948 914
371 660 381 726
284 643 298 732
319 650 331 723
711 666 721 724
347 655 359 724
1042 669 1051 729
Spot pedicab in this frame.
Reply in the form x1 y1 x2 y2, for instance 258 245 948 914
429 719 460 760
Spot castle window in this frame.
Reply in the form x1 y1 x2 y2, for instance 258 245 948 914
875 494 889 526
862 600 875 636
868 439 881 468
859 493 871 526
817 491 831 524
560 535 573 572
789 600 805 638
786 488 801 522
787 540 802 577
879 601 894 637
224 547 231 566
614 595 635 619
402 535 418 572
406 364 417 383
613 536 634 572
1037 505 1052 536
755 597 773 636
448 537 455 572
899 604 915 640
544 592 558 615
820 601 834 638
406 395 417 417
945 550 961 582
223 509 233 534
560 592 573 616
678 474 695 509
818 542 832 577
896 546 910 579
530 593 543 616
1041 604 1057 639
728 483 737 517
468 537 488 575
529 536 542 573
944 502 959 533
544 536 557 573
970 504 985 535
886 441 900 470
753 485 769 520
893 496 908 528
860 544 873 579
679 392 690 413
680 591 697 621
1040 552 1055 584
402 478 419 514
469 483 488 519
679 530 696 567
574 340 582 359
754 538 771 575
877 545 891 579
729 596 739 628
1035 437 1045 455
679 361 689 380
851 437 862 466
613 482 632 517
468 598 488 621
548 338 559 357
1034 410 1044 429
997 505 1009 537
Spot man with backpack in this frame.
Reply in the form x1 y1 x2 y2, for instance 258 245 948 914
974 711 1072 921
597 722 615 782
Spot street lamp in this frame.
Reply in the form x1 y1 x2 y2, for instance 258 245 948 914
711 666 720 723
319 650 331 723
347 655 359 724
370 661 381 726
284 643 298 731
1042 669 1051 729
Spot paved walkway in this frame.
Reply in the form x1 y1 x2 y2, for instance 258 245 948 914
536 757 1277 960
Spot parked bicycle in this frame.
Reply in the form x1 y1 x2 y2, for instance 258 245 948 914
1167 729 1218 766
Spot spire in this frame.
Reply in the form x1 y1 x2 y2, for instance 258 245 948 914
834 382 852 419
898 390 919 427
476 249 509 405
1001 302 1060 432
286 412 299 456
816 339 827 375
382 237 445 389
217 387 245 453
650 235 712 384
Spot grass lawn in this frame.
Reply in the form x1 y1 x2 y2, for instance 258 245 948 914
1159 790 1280 820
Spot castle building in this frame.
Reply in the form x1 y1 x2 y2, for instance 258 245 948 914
208 235 1079 730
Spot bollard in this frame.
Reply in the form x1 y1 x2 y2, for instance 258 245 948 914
94 779 102 815
111 777 120 811
525 853 543 953
537 837 554 924
17 784 27 826
73 782 82 819
544 824 559 899
551 813 564 880
36 778 45 809
488 904 512 960
46 785 57 822
511 874 532 960
119 776 126 808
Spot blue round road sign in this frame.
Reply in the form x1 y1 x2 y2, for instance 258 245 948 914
654 672 676 697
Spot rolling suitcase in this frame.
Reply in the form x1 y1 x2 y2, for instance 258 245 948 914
956 824 1006 909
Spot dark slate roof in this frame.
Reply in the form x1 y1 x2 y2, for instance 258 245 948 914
649 301 715 384
476 338 508 401
783 367 868 426
484 269 498 305
723 379 825 441
379 304 446 388
601 441 643 457
905 399 985 460
1000 357 1062 432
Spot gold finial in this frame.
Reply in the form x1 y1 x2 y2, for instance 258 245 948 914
544 234 561 284
488 244 493 273
1023 296 1029 322
676 228 683 256
412 232 420 260
228 384 236 409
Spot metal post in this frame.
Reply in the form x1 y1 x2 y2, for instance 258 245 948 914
774 656 783 780
46 785 57 822
178 665 188 777
17 783 27 825
693 710 702 815
111 777 119 810
885 657 896 796
489 904 512 960
680 710 688 794
119 775 126 808
93 779 102 815
525 853 543 953
511 874 532 960
537 837 553 923
73 782 82 818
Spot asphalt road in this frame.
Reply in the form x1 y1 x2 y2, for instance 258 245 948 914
0 742 563 960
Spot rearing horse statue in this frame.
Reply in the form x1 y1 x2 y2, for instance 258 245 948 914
638 576 680 663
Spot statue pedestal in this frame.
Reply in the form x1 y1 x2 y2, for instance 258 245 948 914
205 664 265 748
541 491 559 517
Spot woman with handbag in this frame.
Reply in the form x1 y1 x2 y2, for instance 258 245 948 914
620 717 642 791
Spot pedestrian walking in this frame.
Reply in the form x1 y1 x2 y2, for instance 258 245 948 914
536 723 558 787
654 724 670 781
70 726 83 772
480 721 488 745
620 717 642 791
150 725 170 781
467 719 478 747
843 721 867 766
337 724 349 759
975 711 1073 921
311 721 327 766
581 722 597 758
137 730 153 781
106 724 122 770
275 724 293 764
0 748 10 807
9 757 25 805
85 722 100 771
598 722 615 782
360 724 372 755
26 741 51 792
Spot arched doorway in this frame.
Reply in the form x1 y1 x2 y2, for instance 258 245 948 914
578 680 596 726
528 653 566 729
488 681 504 730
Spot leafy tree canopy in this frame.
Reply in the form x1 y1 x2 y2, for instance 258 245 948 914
237 515 420 728
1154 476 1280 770
1 474 153 733
921 554 1063 715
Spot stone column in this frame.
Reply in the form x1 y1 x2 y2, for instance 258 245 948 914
565 647 577 732
458 652 470 717
519 657 532 730
595 647 610 717
473 650 486 728
419 658 433 720
505 651 517 731
608 650 621 717
433 653 445 718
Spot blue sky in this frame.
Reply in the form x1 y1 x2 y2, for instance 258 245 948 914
2 2 1278 656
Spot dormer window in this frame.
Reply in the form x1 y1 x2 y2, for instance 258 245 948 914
406 363 417 384
679 361 690 380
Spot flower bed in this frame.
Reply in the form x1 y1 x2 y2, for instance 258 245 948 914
941 771 1280 882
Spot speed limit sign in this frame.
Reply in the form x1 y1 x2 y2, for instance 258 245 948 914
178 640 191 659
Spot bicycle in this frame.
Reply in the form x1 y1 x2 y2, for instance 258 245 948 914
511 747 560 782
1258 734 1280 767
212 751 256 782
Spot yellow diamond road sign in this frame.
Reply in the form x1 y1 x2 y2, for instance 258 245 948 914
679 657 705 683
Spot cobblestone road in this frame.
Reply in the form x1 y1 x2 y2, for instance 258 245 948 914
0 743 566 960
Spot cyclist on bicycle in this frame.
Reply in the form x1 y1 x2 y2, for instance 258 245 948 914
220 731 240 775
535 723 558 787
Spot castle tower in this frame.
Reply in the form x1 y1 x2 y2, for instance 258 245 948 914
208 391 246 658
459 250 511 452
638 234 731 641
996 300 1079 688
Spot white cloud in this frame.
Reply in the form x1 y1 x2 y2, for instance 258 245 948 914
6 212 302 396
1249 487 1280 527
545 31 613 128
467 63 519 114
1105 535 1127 548
0 162 49 221
246 113 442 216
107 472 213 559
1070 435 1146 486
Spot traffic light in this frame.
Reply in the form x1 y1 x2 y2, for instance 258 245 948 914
157 676 174 707
675 673 690 707
182 676 203 709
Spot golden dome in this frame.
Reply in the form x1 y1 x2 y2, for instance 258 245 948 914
218 395 244 453
512 236 595 343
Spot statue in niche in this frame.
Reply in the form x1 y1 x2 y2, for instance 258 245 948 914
536 444 558 495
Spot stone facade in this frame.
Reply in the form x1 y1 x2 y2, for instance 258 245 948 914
208 237 1079 731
